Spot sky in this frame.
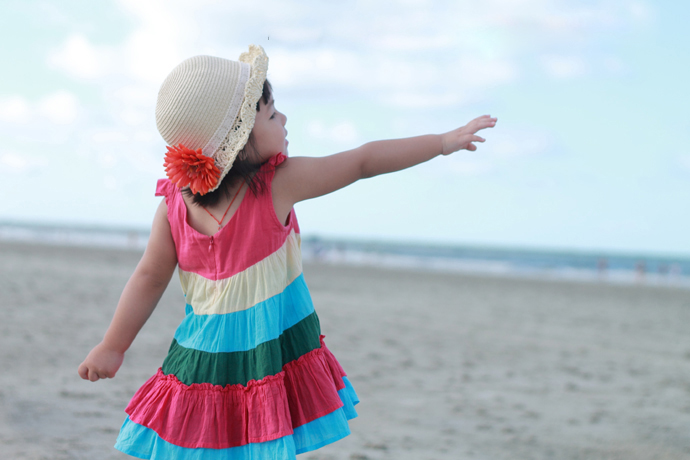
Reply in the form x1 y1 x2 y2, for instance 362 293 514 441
0 0 688 257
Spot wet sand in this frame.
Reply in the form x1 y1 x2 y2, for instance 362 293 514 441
1 242 689 460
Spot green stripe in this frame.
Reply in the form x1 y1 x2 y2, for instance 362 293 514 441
161 312 321 386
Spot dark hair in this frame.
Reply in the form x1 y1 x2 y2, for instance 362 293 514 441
183 80 273 207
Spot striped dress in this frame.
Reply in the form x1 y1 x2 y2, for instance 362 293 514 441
114 153 359 459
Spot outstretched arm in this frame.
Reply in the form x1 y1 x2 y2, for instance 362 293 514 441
274 115 496 205
78 200 178 382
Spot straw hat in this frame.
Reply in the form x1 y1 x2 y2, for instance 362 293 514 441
155 44 268 195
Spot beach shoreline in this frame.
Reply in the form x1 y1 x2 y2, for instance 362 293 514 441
1 241 689 459
3 221 689 292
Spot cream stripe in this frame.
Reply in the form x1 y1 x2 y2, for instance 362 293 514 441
179 231 302 315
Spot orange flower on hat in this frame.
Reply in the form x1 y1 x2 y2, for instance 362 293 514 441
164 144 220 195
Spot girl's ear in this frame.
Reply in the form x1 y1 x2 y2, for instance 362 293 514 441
238 134 255 161
242 134 260 162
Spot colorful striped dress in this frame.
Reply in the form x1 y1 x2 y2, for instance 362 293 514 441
114 153 359 459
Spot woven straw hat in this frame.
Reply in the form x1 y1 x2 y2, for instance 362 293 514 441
155 44 268 194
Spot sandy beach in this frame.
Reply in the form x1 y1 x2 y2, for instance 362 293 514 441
1 241 689 460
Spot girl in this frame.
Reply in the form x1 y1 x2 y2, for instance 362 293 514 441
78 44 496 459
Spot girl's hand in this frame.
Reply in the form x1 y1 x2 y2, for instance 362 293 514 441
78 342 124 382
441 115 497 155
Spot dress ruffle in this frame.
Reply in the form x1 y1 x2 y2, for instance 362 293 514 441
115 378 358 459
267 152 287 167
124 336 351 450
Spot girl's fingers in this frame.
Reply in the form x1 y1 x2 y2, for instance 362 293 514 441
467 119 496 134
88 369 100 382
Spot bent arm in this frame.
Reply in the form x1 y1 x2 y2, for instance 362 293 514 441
78 200 177 381
102 202 177 352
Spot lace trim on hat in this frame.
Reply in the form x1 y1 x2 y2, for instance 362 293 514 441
202 63 250 161
208 45 268 193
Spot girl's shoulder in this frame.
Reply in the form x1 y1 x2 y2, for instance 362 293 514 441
262 153 295 228
154 178 188 234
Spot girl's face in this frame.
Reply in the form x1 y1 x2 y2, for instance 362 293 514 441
251 95 287 163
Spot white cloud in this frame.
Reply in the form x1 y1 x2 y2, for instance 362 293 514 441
0 152 46 173
0 92 81 127
45 0 651 115
487 130 552 160
448 56 519 89
271 46 518 107
117 108 148 126
628 1 655 25
603 56 627 74
107 0 643 102
103 176 118 190
428 125 554 176
270 48 365 89
92 131 129 143
117 0 194 83
48 34 113 79
48 3 190 84
678 154 690 171
445 159 494 176
372 34 453 52
270 26 324 44
482 0 650 33
0 153 30 172
37 91 79 125
384 92 466 109
27 0 651 191
306 120 360 145
105 84 158 129
99 153 118 167
541 55 588 79
0 96 31 123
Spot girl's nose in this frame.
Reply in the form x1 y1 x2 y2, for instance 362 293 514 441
280 111 287 126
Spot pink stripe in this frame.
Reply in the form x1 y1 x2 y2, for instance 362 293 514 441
155 154 301 281
125 337 346 449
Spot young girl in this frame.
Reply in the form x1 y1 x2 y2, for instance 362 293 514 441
78 44 496 459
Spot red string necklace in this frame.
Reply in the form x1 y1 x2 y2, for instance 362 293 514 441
202 182 245 231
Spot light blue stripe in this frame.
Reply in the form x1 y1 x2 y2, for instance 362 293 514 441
337 376 360 420
294 378 359 454
114 382 359 459
174 274 315 353
115 418 296 460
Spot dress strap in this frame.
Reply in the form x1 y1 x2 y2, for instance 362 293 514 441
257 152 287 196
265 152 287 168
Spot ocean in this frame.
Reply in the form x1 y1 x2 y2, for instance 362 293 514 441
1 221 688 290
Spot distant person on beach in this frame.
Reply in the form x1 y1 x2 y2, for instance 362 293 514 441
597 257 608 278
77 45 496 459
635 260 646 282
